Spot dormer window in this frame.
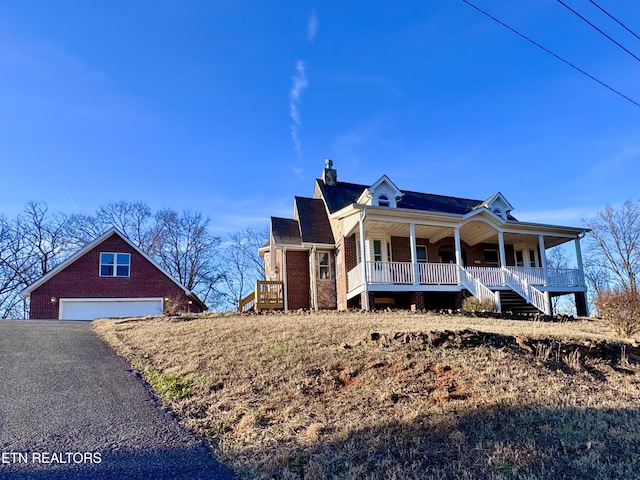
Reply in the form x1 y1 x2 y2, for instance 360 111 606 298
378 195 390 207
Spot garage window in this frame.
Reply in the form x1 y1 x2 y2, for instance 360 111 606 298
100 253 130 277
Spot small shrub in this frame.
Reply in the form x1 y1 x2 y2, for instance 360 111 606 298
462 296 497 313
594 287 640 338
164 294 186 316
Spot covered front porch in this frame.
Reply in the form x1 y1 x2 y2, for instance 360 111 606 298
343 209 588 315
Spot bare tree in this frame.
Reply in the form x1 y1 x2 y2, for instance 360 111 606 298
583 200 640 294
18 201 70 278
219 226 268 309
97 201 155 251
151 209 223 307
65 201 154 251
0 216 30 318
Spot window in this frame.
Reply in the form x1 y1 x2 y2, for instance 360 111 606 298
416 245 427 263
484 249 499 266
378 195 390 207
373 240 382 262
318 251 333 280
100 253 130 277
356 240 362 264
515 249 539 268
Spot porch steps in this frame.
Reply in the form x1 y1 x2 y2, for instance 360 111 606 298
499 290 541 314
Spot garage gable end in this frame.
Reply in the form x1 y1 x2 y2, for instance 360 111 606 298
23 228 202 319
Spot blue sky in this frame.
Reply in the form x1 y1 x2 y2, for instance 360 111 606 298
0 1 638 235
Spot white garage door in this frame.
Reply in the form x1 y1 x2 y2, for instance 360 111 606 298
59 298 164 320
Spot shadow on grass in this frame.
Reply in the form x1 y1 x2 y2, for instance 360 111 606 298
246 404 640 479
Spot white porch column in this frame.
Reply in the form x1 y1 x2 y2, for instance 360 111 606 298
539 235 549 286
454 227 463 285
497 231 506 286
574 235 585 286
497 231 507 268
454 227 463 266
409 223 419 285
359 211 370 311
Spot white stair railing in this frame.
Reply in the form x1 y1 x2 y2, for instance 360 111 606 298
459 266 498 307
502 267 549 314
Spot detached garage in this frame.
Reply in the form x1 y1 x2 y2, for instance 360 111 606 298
21 228 206 320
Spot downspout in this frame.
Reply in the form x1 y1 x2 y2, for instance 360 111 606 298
282 247 288 312
311 245 318 312
360 207 370 311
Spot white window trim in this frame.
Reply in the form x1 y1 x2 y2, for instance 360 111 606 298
377 194 390 207
317 250 334 281
100 252 131 277
416 245 428 263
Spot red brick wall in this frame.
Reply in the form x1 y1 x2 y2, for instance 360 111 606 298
390 236 429 262
344 234 358 272
30 234 198 319
285 250 310 310
389 235 517 267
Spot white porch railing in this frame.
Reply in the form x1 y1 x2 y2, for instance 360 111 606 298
502 267 549 314
506 267 545 285
418 262 459 285
346 261 582 297
547 268 583 287
347 263 364 291
367 261 414 284
466 267 504 287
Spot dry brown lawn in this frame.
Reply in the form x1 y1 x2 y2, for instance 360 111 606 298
93 311 640 479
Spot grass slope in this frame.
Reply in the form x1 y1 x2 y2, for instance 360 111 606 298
94 312 640 479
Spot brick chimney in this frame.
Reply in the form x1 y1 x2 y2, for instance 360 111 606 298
321 159 337 186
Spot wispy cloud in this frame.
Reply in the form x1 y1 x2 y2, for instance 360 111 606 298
289 60 308 157
307 10 318 42
290 166 304 180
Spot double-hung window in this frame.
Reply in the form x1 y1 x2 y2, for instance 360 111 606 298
100 253 131 277
318 251 333 280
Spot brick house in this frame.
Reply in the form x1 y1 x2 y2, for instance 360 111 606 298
22 228 206 320
258 160 590 315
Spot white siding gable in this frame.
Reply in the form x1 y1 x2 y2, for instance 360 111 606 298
357 175 403 208
483 192 514 221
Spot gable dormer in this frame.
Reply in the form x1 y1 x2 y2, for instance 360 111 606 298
357 175 404 208
479 192 514 221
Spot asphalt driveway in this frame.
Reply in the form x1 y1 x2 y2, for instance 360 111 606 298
0 320 235 479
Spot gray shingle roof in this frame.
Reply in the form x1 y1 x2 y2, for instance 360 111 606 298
295 197 334 245
316 179 518 220
271 217 302 245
